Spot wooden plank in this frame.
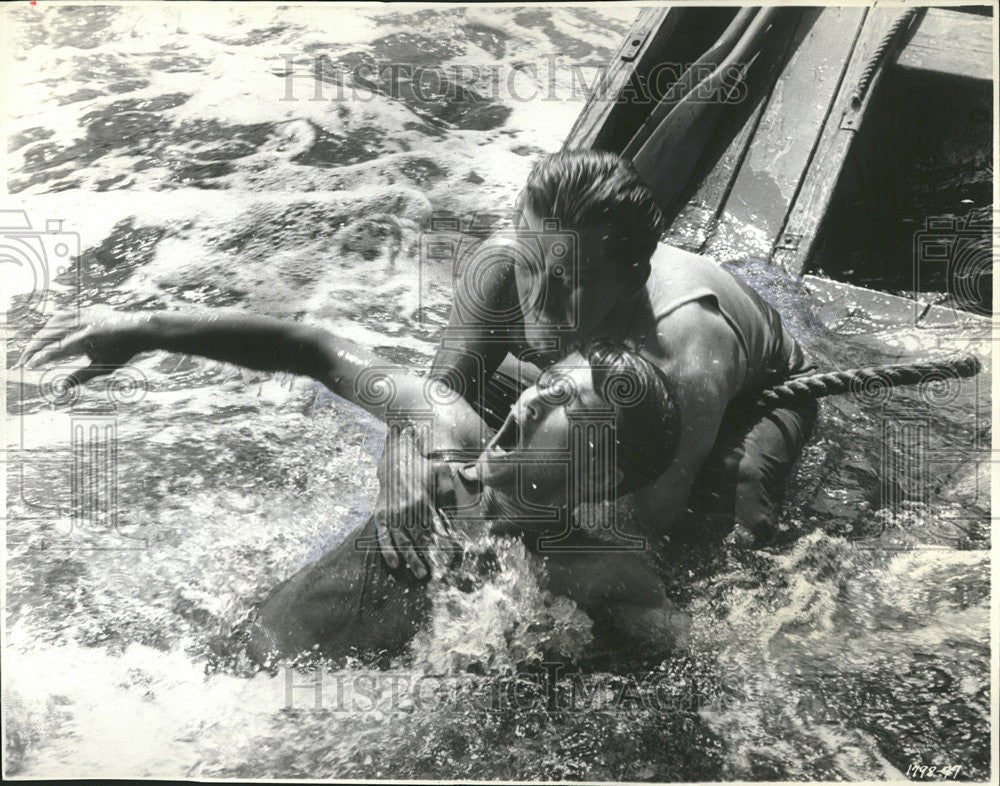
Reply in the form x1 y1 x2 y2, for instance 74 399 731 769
622 7 757 162
562 8 674 151
712 7 867 251
664 9 804 251
802 274 992 332
772 8 912 276
896 8 993 82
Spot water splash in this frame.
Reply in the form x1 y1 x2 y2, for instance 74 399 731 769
411 535 594 673
3 3 990 780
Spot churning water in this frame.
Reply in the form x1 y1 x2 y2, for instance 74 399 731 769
3 5 991 780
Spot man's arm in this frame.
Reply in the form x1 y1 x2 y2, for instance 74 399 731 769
428 235 524 407
21 308 485 442
372 236 524 577
633 300 745 533
23 306 482 579
21 308 318 383
22 308 383 400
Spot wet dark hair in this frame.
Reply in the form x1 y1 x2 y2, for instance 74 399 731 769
577 339 681 497
517 149 664 289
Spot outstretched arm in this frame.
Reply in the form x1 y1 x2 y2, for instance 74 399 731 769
22 306 482 578
20 307 485 443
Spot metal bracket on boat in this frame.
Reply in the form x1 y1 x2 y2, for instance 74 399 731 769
839 108 862 131
620 27 652 62
776 231 803 251
840 8 924 132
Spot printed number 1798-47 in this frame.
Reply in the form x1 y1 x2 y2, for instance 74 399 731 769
907 763 962 780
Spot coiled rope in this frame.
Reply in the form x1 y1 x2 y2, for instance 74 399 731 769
757 354 982 407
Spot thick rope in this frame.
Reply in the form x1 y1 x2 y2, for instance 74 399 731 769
849 7 923 110
425 355 983 462
757 354 982 407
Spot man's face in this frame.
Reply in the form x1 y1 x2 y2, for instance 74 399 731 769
479 351 622 510
514 208 626 353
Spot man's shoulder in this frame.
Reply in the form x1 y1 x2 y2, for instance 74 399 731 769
641 249 746 384
648 242 716 273
642 244 733 330
651 300 741 369
642 244 752 340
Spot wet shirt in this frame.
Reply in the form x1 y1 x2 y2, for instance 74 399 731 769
638 246 813 392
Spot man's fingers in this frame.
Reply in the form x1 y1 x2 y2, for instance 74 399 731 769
374 511 400 570
22 325 94 369
20 333 64 369
399 540 428 580
431 509 461 565
390 527 427 579
19 311 83 365
405 553 428 581
387 514 429 580
22 340 81 370
431 507 452 537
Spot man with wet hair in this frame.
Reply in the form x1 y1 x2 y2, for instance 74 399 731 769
380 148 817 572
